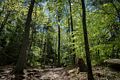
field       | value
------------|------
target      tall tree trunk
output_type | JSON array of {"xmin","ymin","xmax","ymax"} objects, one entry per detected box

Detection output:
[
  {"xmin": 68, "ymin": 17, "xmax": 70, "ymax": 32},
  {"xmin": 42, "ymin": 26, "xmax": 46, "ymax": 66},
  {"xmin": 68, "ymin": 0, "xmax": 76, "ymax": 64},
  {"xmin": 15, "ymin": 0, "xmax": 35, "ymax": 74},
  {"xmin": 81, "ymin": 0, "xmax": 94, "ymax": 80},
  {"xmin": 54, "ymin": 0, "xmax": 61, "ymax": 67},
  {"xmin": 27, "ymin": 24, "xmax": 35, "ymax": 65},
  {"xmin": 58, "ymin": 14, "xmax": 61, "ymax": 67}
]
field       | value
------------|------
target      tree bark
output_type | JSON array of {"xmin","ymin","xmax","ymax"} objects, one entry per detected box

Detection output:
[
  {"xmin": 58, "ymin": 14, "xmax": 61, "ymax": 67},
  {"xmin": 68, "ymin": 0, "xmax": 76, "ymax": 64},
  {"xmin": 15, "ymin": 0, "xmax": 35, "ymax": 74},
  {"xmin": 81, "ymin": 0, "xmax": 94, "ymax": 80},
  {"xmin": 27, "ymin": 24, "xmax": 35, "ymax": 65}
]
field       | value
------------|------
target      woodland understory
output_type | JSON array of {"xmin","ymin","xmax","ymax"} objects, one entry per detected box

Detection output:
[{"xmin": 0, "ymin": 0, "xmax": 120, "ymax": 80}]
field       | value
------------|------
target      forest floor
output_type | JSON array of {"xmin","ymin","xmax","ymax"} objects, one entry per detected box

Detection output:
[{"xmin": 0, "ymin": 65, "xmax": 120, "ymax": 80}]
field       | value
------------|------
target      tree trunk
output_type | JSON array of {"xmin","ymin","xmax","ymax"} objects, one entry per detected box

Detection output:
[
  {"xmin": 68, "ymin": 0, "xmax": 76, "ymax": 64},
  {"xmin": 58, "ymin": 14, "xmax": 61, "ymax": 67},
  {"xmin": 81, "ymin": 0, "xmax": 94, "ymax": 80},
  {"xmin": 27, "ymin": 24, "xmax": 35, "ymax": 65},
  {"xmin": 15, "ymin": 0, "xmax": 35, "ymax": 74},
  {"xmin": 68, "ymin": 17, "xmax": 70, "ymax": 32}
]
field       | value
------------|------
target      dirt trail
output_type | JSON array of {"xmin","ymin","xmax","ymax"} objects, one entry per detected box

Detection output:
[{"xmin": 0, "ymin": 65, "xmax": 120, "ymax": 80}]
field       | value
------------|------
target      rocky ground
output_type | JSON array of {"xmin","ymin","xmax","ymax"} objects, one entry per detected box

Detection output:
[{"xmin": 0, "ymin": 65, "xmax": 120, "ymax": 80}]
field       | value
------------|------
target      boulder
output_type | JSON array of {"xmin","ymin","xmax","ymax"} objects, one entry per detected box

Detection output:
[{"xmin": 104, "ymin": 59, "xmax": 120, "ymax": 71}]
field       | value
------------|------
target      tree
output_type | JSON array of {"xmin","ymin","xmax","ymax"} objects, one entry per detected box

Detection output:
[
  {"xmin": 56, "ymin": 0, "xmax": 63, "ymax": 67},
  {"xmin": 81, "ymin": 0, "xmax": 94, "ymax": 80},
  {"xmin": 91, "ymin": 0, "xmax": 120, "ymax": 22},
  {"xmin": 15, "ymin": 0, "xmax": 35, "ymax": 74},
  {"xmin": 57, "ymin": 10, "xmax": 61, "ymax": 67},
  {"xmin": 89, "ymin": 0, "xmax": 120, "ymax": 60},
  {"xmin": 68, "ymin": 0, "xmax": 76, "ymax": 65}
]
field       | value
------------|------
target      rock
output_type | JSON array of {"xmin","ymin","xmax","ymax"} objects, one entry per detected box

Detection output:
[
  {"xmin": 68, "ymin": 69, "xmax": 76, "ymax": 74},
  {"xmin": 104, "ymin": 59, "xmax": 120, "ymax": 71},
  {"xmin": 104, "ymin": 59, "xmax": 120, "ymax": 65}
]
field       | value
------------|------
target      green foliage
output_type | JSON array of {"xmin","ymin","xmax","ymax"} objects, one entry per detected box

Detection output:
[{"xmin": 0, "ymin": 0, "xmax": 120, "ymax": 67}]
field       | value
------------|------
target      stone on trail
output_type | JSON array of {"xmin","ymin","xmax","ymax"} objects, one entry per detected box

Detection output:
[{"xmin": 104, "ymin": 59, "xmax": 120, "ymax": 71}]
